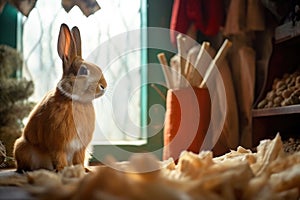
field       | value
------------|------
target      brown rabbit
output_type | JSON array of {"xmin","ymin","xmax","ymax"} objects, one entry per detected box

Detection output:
[{"xmin": 13, "ymin": 23, "xmax": 107, "ymax": 172}]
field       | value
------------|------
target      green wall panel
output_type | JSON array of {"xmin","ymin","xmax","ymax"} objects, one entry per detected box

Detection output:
[{"xmin": 0, "ymin": 3, "xmax": 18, "ymax": 48}]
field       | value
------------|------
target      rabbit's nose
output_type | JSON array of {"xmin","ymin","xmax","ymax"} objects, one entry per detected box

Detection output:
[
  {"xmin": 99, "ymin": 77, "xmax": 107, "ymax": 89},
  {"xmin": 95, "ymin": 83, "xmax": 105, "ymax": 98},
  {"xmin": 100, "ymin": 84, "xmax": 105, "ymax": 91}
]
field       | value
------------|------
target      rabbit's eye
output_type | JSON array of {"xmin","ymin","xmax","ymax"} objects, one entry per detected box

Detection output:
[{"xmin": 79, "ymin": 65, "xmax": 89, "ymax": 76}]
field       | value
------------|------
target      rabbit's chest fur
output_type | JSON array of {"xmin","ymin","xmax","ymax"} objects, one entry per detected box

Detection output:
[
  {"xmin": 25, "ymin": 90, "xmax": 95, "ymax": 151},
  {"xmin": 66, "ymin": 137, "xmax": 83, "ymax": 163}
]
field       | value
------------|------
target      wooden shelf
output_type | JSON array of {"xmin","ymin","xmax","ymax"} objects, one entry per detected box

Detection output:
[
  {"xmin": 253, "ymin": 36, "xmax": 300, "ymax": 108},
  {"xmin": 252, "ymin": 4, "xmax": 300, "ymax": 147},
  {"xmin": 253, "ymin": 105, "xmax": 300, "ymax": 117},
  {"xmin": 275, "ymin": 34, "xmax": 300, "ymax": 46},
  {"xmin": 275, "ymin": 22, "xmax": 300, "ymax": 44}
]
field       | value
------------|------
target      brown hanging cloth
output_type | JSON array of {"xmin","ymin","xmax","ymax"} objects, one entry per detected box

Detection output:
[
  {"xmin": 1, "ymin": 0, "xmax": 100, "ymax": 17},
  {"xmin": 61, "ymin": 0, "xmax": 101, "ymax": 17}
]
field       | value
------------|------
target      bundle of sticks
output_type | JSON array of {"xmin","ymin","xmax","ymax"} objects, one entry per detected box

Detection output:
[{"xmin": 157, "ymin": 34, "xmax": 232, "ymax": 90}]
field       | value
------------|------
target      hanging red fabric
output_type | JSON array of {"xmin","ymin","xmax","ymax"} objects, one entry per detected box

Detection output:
[{"xmin": 170, "ymin": 0, "xmax": 224, "ymax": 46}]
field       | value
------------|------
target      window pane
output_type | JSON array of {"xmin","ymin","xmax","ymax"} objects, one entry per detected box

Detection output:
[{"xmin": 23, "ymin": 0, "xmax": 146, "ymax": 144}]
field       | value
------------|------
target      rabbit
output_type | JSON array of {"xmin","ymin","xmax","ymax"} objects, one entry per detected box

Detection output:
[{"xmin": 13, "ymin": 23, "xmax": 107, "ymax": 172}]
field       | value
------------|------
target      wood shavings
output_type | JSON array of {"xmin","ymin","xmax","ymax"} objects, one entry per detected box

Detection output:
[{"xmin": 1, "ymin": 134, "xmax": 300, "ymax": 199}]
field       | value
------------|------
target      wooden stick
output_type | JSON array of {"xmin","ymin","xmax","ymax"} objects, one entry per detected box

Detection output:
[
  {"xmin": 199, "ymin": 39, "xmax": 232, "ymax": 88},
  {"xmin": 185, "ymin": 45, "xmax": 200, "ymax": 86},
  {"xmin": 170, "ymin": 55, "xmax": 181, "ymax": 89},
  {"xmin": 157, "ymin": 53, "xmax": 174, "ymax": 89},
  {"xmin": 151, "ymin": 84, "xmax": 166, "ymax": 101},
  {"xmin": 185, "ymin": 61, "xmax": 194, "ymax": 85},
  {"xmin": 195, "ymin": 42, "xmax": 211, "ymax": 72},
  {"xmin": 176, "ymin": 34, "xmax": 187, "ymax": 78},
  {"xmin": 189, "ymin": 42, "xmax": 211, "ymax": 87}
]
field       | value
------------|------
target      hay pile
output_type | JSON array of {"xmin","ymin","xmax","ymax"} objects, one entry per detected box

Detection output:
[{"xmin": 0, "ymin": 45, "xmax": 34, "ymax": 168}]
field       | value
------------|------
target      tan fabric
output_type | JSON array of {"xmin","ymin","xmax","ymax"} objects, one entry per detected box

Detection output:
[
  {"xmin": 224, "ymin": 0, "xmax": 266, "ymax": 36},
  {"xmin": 223, "ymin": 0, "xmax": 274, "ymax": 147},
  {"xmin": 205, "ymin": 46, "xmax": 239, "ymax": 155},
  {"xmin": 238, "ymin": 46, "xmax": 256, "ymax": 147},
  {"xmin": 227, "ymin": 35, "xmax": 256, "ymax": 148},
  {"xmin": 215, "ymin": 57, "xmax": 239, "ymax": 153},
  {"xmin": 223, "ymin": 0, "xmax": 246, "ymax": 36},
  {"xmin": 247, "ymin": 0, "xmax": 265, "ymax": 31}
]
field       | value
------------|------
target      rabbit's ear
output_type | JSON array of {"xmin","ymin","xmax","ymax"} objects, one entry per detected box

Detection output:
[
  {"xmin": 57, "ymin": 24, "xmax": 76, "ymax": 67},
  {"xmin": 71, "ymin": 26, "xmax": 82, "ymax": 57}
]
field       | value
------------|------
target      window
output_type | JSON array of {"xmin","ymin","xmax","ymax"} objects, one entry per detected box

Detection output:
[{"xmin": 23, "ymin": 0, "xmax": 147, "ymax": 145}]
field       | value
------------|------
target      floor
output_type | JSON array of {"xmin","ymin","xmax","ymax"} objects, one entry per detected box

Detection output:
[
  {"xmin": 0, "ymin": 169, "xmax": 33, "ymax": 200},
  {"xmin": 0, "ymin": 186, "xmax": 33, "ymax": 200}
]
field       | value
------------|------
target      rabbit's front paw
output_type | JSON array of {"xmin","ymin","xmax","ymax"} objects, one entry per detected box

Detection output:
[{"xmin": 54, "ymin": 152, "xmax": 68, "ymax": 171}]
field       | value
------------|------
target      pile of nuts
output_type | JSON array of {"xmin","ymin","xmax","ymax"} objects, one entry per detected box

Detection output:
[
  {"xmin": 283, "ymin": 138, "xmax": 300, "ymax": 154},
  {"xmin": 257, "ymin": 71, "xmax": 300, "ymax": 109}
]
